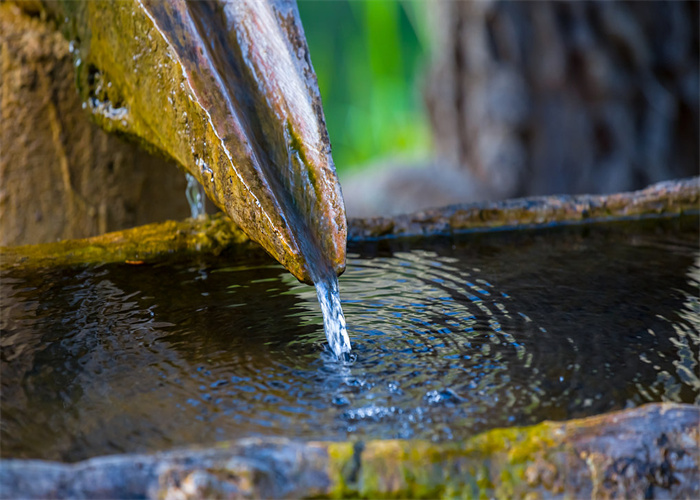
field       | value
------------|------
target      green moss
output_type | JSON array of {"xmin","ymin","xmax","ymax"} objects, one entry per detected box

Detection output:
[
  {"xmin": 329, "ymin": 422, "xmax": 567, "ymax": 499},
  {"xmin": 326, "ymin": 442, "xmax": 357, "ymax": 498},
  {"xmin": 1, "ymin": 214, "xmax": 259, "ymax": 271}
]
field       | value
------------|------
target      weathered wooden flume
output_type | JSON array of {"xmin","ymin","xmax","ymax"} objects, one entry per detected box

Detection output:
[{"xmin": 34, "ymin": 0, "xmax": 346, "ymax": 285}]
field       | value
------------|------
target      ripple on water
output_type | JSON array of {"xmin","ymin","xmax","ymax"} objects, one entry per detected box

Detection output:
[{"xmin": 1, "ymin": 217, "xmax": 698, "ymax": 461}]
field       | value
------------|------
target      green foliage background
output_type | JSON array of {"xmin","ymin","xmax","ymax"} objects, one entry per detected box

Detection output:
[{"xmin": 297, "ymin": 0, "xmax": 432, "ymax": 173}]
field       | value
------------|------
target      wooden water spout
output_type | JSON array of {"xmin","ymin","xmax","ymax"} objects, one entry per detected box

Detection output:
[{"xmin": 35, "ymin": 0, "xmax": 346, "ymax": 284}]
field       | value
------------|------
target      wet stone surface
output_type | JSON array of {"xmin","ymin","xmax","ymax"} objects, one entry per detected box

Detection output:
[{"xmin": 1, "ymin": 216, "xmax": 699, "ymax": 462}]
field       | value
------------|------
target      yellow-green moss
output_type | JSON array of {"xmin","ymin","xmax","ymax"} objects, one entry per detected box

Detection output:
[
  {"xmin": 1, "ymin": 213, "xmax": 259, "ymax": 271},
  {"xmin": 326, "ymin": 442, "xmax": 357, "ymax": 498},
  {"xmin": 317, "ymin": 421, "xmax": 570, "ymax": 499}
]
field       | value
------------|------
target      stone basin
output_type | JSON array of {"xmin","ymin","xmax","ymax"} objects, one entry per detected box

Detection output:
[{"xmin": 1, "ymin": 178, "xmax": 699, "ymax": 498}]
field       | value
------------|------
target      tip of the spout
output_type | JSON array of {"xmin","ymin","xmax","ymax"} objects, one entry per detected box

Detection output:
[{"xmin": 288, "ymin": 232, "xmax": 346, "ymax": 286}]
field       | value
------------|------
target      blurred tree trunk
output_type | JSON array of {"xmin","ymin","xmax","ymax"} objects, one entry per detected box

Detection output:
[{"xmin": 426, "ymin": 0, "xmax": 699, "ymax": 199}]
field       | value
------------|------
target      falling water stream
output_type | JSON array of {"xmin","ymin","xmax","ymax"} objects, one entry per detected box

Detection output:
[
  {"xmin": 185, "ymin": 176, "xmax": 350, "ymax": 358},
  {"xmin": 314, "ymin": 272, "xmax": 352, "ymax": 359}
]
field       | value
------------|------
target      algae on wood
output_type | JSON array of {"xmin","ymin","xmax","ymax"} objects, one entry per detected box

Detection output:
[
  {"xmin": 0, "ymin": 214, "xmax": 256, "ymax": 271},
  {"xmin": 30, "ymin": 0, "xmax": 346, "ymax": 283}
]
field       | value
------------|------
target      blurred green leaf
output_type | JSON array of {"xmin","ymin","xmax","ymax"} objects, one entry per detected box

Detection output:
[{"xmin": 297, "ymin": 0, "xmax": 431, "ymax": 173}]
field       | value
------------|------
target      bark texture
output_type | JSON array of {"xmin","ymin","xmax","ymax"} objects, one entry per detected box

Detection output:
[
  {"xmin": 0, "ymin": 4, "xmax": 192, "ymax": 246},
  {"xmin": 426, "ymin": 0, "xmax": 699, "ymax": 199}
]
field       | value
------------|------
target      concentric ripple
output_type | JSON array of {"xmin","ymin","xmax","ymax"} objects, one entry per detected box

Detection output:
[{"xmin": 1, "ymin": 216, "xmax": 698, "ymax": 462}]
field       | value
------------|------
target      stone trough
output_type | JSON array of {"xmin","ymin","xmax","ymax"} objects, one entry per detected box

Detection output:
[{"xmin": 1, "ymin": 178, "xmax": 699, "ymax": 499}]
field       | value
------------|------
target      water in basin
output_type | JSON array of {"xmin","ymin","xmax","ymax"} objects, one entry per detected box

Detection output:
[{"xmin": 1, "ymin": 216, "xmax": 698, "ymax": 462}]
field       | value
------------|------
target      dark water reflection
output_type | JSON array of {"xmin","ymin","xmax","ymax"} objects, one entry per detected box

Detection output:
[{"xmin": 1, "ymin": 216, "xmax": 698, "ymax": 462}]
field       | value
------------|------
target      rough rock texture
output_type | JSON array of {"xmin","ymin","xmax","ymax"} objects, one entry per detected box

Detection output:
[
  {"xmin": 2, "ymin": 177, "xmax": 697, "ymax": 271},
  {"xmin": 0, "ymin": 4, "xmax": 191, "ymax": 246},
  {"xmin": 0, "ymin": 403, "xmax": 697, "ymax": 499},
  {"xmin": 426, "ymin": 1, "xmax": 699, "ymax": 199}
]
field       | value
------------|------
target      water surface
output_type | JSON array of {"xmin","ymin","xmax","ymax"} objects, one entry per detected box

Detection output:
[{"xmin": 1, "ymin": 216, "xmax": 698, "ymax": 462}]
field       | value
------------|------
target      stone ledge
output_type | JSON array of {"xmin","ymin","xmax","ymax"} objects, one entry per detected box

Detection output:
[
  {"xmin": 0, "ymin": 403, "xmax": 697, "ymax": 499},
  {"xmin": 2, "ymin": 177, "xmax": 698, "ymax": 271},
  {"xmin": 348, "ymin": 177, "xmax": 700, "ymax": 240}
]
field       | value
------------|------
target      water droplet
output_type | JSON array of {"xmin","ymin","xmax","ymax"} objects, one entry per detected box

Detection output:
[
  {"xmin": 332, "ymin": 396, "xmax": 349, "ymax": 406},
  {"xmin": 185, "ymin": 173, "xmax": 205, "ymax": 218},
  {"xmin": 424, "ymin": 388, "xmax": 463, "ymax": 406}
]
